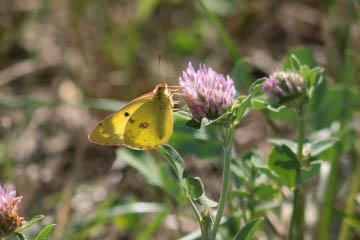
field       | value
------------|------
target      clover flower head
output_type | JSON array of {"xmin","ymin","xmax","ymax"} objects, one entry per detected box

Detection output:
[
  {"xmin": 263, "ymin": 70, "xmax": 306, "ymax": 106},
  {"xmin": 0, "ymin": 185, "xmax": 25, "ymax": 237},
  {"xmin": 179, "ymin": 62, "xmax": 237, "ymax": 121}
]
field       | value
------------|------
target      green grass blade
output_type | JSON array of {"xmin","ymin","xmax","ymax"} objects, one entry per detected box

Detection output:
[
  {"xmin": 135, "ymin": 210, "xmax": 168, "ymax": 240},
  {"xmin": 198, "ymin": 0, "xmax": 240, "ymax": 62},
  {"xmin": 35, "ymin": 224, "xmax": 57, "ymax": 240}
]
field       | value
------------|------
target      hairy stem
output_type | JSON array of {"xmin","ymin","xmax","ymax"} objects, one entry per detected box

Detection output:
[
  {"xmin": 289, "ymin": 112, "xmax": 305, "ymax": 240},
  {"xmin": 211, "ymin": 127, "xmax": 234, "ymax": 240}
]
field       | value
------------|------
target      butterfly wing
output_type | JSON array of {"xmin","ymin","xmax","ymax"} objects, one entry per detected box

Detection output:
[
  {"xmin": 88, "ymin": 93, "xmax": 153, "ymax": 145},
  {"xmin": 123, "ymin": 95, "xmax": 173, "ymax": 149}
]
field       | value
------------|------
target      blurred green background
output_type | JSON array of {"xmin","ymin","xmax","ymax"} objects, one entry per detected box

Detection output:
[{"xmin": 0, "ymin": 0, "xmax": 359, "ymax": 239}]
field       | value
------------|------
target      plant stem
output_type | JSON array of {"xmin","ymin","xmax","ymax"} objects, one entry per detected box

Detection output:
[
  {"xmin": 295, "ymin": 193, "xmax": 305, "ymax": 240},
  {"xmin": 338, "ymin": 158, "xmax": 360, "ymax": 240},
  {"xmin": 248, "ymin": 166, "xmax": 257, "ymax": 220},
  {"xmin": 186, "ymin": 195, "xmax": 205, "ymax": 238},
  {"xmin": 338, "ymin": 135, "xmax": 360, "ymax": 240},
  {"xmin": 289, "ymin": 112, "xmax": 305, "ymax": 240},
  {"xmin": 288, "ymin": 188, "xmax": 298, "ymax": 240},
  {"xmin": 211, "ymin": 127, "xmax": 234, "ymax": 240},
  {"xmin": 319, "ymin": 147, "xmax": 341, "ymax": 240}
]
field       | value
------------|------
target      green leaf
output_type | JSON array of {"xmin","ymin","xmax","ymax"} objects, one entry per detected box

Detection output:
[
  {"xmin": 249, "ymin": 153, "xmax": 266, "ymax": 169},
  {"xmin": 308, "ymin": 66, "xmax": 324, "ymax": 87},
  {"xmin": 265, "ymin": 106, "xmax": 296, "ymax": 124},
  {"xmin": 231, "ymin": 158, "xmax": 249, "ymax": 182},
  {"xmin": 305, "ymin": 66, "xmax": 324, "ymax": 99},
  {"xmin": 232, "ymin": 78, "xmax": 265, "ymax": 126},
  {"xmin": 299, "ymin": 161, "xmax": 321, "ymax": 184},
  {"xmin": 250, "ymin": 98, "xmax": 267, "ymax": 110},
  {"xmin": 157, "ymin": 145, "xmax": 187, "ymax": 186},
  {"xmin": 15, "ymin": 232, "xmax": 27, "ymax": 240},
  {"xmin": 184, "ymin": 177, "xmax": 217, "ymax": 207},
  {"xmin": 35, "ymin": 224, "xmax": 56, "ymax": 240},
  {"xmin": 234, "ymin": 218, "xmax": 263, "ymax": 240},
  {"xmin": 251, "ymin": 154, "xmax": 280, "ymax": 182},
  {"xmin": 234, "ymin": 95, "xmax": 247, "ymax": 103},
  {"xmin": 231, "ymin": 152, "xmax": 264, "ymax": 182},
  {"xmin": 282, "ymin": 49, "xmax": 324, "ymax": 103},
  {"xmin": 270, "ymin": 138, "xmax": 338, "ymax": 158},
  {"xmin": 185, "ymin": 119, "xmax": 202, "ymax": 129},
  {"xmin": 254, "ymin": 184, "xmax": 279, "ymax": 200},
  {"xmin": 202, "ymin": 112, "xmax": 234, "ymax": 127},
  {"xmin": 174, "ymin": 111, "xmax": 193, "ymax": 120},
  {"xmin": 266, "ymin": 104, "xmax": 286, "ymax": 113},
  {"xmin": 116, "ymin": 149, "xmax": 163, "ymax": 187},
  {"xmin": 157, "ymin": 145, "xmax": 217, "ymax": 207},
  {"xmin": 309, "ymin": 138, "xmax": 338, "ymax": 156},
  {"xmin": 16, "ymin": 215, "xmax": 45, "ymax": 232},
  {"xmin": 268, "ymin": 139, "xmax": 298, "ymax": 155},
  {"xmin": 268, "ymin": 146, "xmax": 301, "ymax": 189},
  {"xmin": 195, "ymin": 194, "xmax": 218, "ymax": 208},
  {"xmin": 282, "ymin": 47, "xmax": 317, "ymax": 70},
  {"xmin": 185, "ymin": 177, "xmax": 204, "ymax": 200},
  {"xmin": 231, "ymin": 96, "xmax": 249, "ymax": 123},
  {"xmin": 299, "ymin": 64, "xmax": 310, "ymax": 81}
]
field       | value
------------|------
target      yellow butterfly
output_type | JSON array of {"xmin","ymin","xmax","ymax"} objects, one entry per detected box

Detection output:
[{"xmin": 88, "ymin": 83, "xmax": 177, "ymax": 150}]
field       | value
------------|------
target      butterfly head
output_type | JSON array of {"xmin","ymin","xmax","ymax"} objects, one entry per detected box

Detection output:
[
  {"xmin": 154, "ymin": 82, "xmax": 171, "ymax": 97},
  {"xmin": 153, "ymin": 83, "xmax": 175, "ymax": 110}
]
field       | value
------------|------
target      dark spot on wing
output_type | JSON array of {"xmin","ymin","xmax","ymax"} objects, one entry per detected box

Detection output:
[
  {"xmin": 124, "ymin": 112, "xmax": 130, "ymax": 117},
  {"xmin": 129, "ymin": 118, "xmax": 135, "ymax": 124},
  {"xmin": 139, "ymin": 122, "xmax": 149, "ymax": 129}
]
